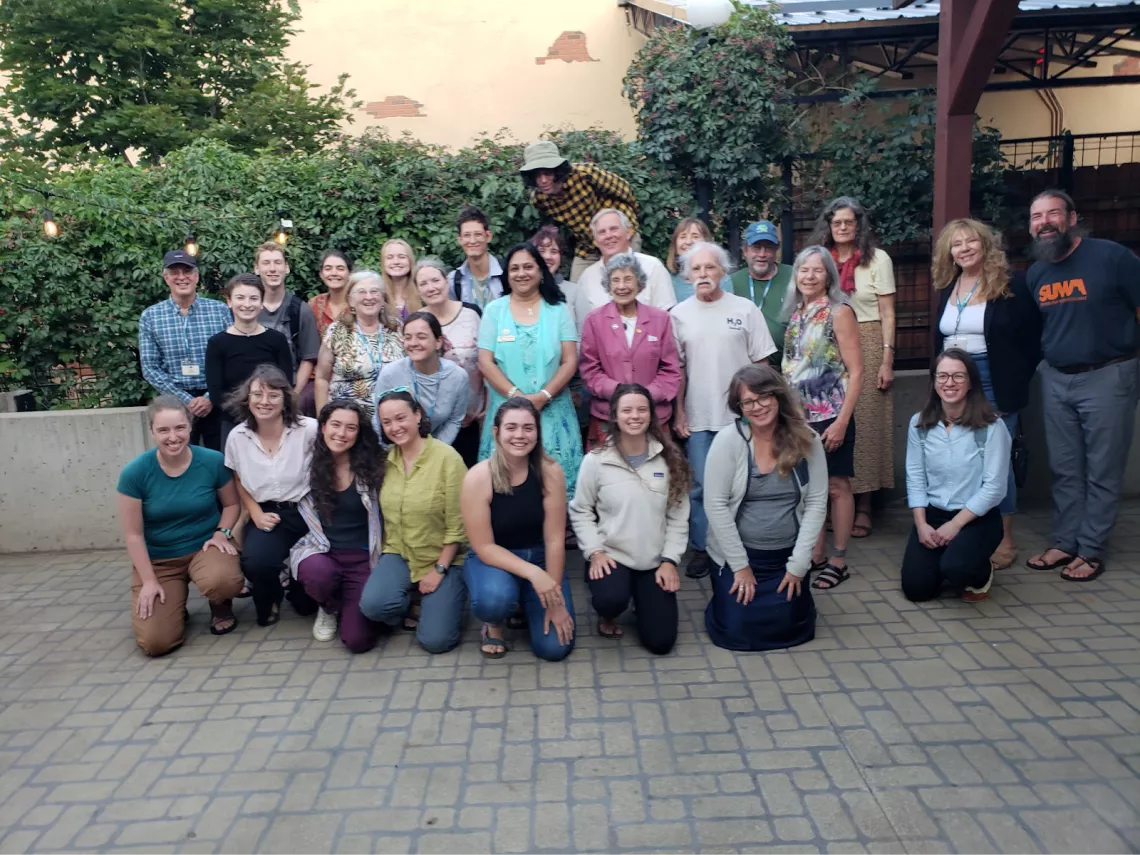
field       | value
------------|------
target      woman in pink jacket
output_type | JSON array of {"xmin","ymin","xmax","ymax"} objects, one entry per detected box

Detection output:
[{"xmin": 579, "ymin": 253, "xmax": 682, "ymax": 449}]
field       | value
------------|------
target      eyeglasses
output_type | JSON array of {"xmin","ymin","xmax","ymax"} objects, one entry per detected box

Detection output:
[
  {"xmin": 250, "ymin": 391, "xmax": 284, "ymax": 402},
  {"xmin": 934, "ymin": 372, "xmax": 969, "ymax": 384},
  {"xmin": 739, "ymin": 394, "xmax": 774, "ymax": 410}
]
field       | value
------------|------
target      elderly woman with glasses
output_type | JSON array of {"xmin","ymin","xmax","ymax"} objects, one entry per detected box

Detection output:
[{"xmin": 579, "ymin": 252, "xmax": 682, "ymax": 449}]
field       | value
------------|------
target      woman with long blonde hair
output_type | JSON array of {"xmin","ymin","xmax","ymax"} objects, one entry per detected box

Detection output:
[
  {"xmin": 314, "ymin": 270, "xmax": 404, "ymax": 415},
  {"xmin": 931, "ymin": 218, "xmax": 1041, "ymax": 570},
  {"xmin": 380, "ymin": 238, "xmax": 421, "ymax": 322}
]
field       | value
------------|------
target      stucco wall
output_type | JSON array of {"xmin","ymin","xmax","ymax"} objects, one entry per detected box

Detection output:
[{"xmin": 289, "ymin": 0, "xmax": 645, "ymax": 149}]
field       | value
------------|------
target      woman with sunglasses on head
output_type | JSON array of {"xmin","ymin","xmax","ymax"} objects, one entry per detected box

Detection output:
[
  {"xmin": 703, "ymin": 364, "xmax": 828, "ymax": 651},
  {"xmin": 903, "ymin": 349, "xmax": 1010, "ymax": 603},
  {"xmin": 291, "ymin": 399, "xmax": 386, "ymax": 651},
  {"xmin": 374, "ymin": 311, "xmax": 469, "ymax": 446},
  {"xmin": 569, "ymin": 384, "xmax": 689, "ymax": 654},
  {"xmin": 359, "ymin": 390, "xmax": 468, "ymax": 653},
  {"xmin": 223, "ymin": 364, "xmax": 319, "ymax": 627},
  {"xmin": 461, "ymin": 398, "xmax": 575, "ymax": 661}
]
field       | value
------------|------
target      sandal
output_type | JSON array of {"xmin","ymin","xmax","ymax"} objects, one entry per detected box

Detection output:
[
  {"xmin": 235, "ymin": 584, "xmax": 252, "ymax": 599},
  {"xmin": 506, "ymin": 609, "xmax": 527, "ymax": 631},
  {"xmin": 851, "ymin": 512, "xmax": 873, "ymax": 539},
  {"xmin": 210, "ymin": 605, "xmax": 237, "ymax": 636},
  {"xmin": 811, "ymin": 563, "xmax": 851, "ymax": 590},
  {"xmin": 402, "ymin": 599, "xmax": 422, "ymax": 632},
  {"xmin": 480, "ymin": 624, "xmax": 508, "ymax": 659},
  {"xmin": 990, "ymin": 542, "xmax": 1018, "ymax": 571},
  {"xmin": 1060, "ymin": 556, "xmax": 1106, "ymax": 583},
  {"xmin": 1026, "ymin": 550, "xmax": 1073, "ymax": 571},
  {"xmin": 257, "ymin": 602, "xmax": 280, "ymax": 627},
  {"xmin": 597, "ymin": 619, "xmax": 624, "ymax": 639}
]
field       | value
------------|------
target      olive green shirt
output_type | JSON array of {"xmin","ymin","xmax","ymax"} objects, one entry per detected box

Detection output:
[{"xmin": 730, "ymin": 264, "xmax": 793, "ymax": 362}]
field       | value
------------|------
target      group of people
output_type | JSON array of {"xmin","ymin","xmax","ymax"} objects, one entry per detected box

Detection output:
[{"xmin": 125, "ymin": 139, "xmax": 1140, "ymax": 658}]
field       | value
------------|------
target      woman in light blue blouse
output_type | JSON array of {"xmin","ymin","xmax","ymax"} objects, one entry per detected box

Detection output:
[
  {"xmin": 477, "ymin": 242, "xmax": 583, "ymax": 500},
  {"xmin": 903, "ymin": 348, "xmax": 1011, "ymax": 603}
]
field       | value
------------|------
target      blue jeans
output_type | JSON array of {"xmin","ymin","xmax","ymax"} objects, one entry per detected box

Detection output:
[
  {"xmin": 973, "ymin": 353, "xmax": 1018, "ymax": 516},
  {"xmin": 462, "ymin": 545, "xmax": 575, "ymax": 662},
  {"xmin": 358, "ymin": 553, "xmax": 467, "ymax": 654},
  {"xmin": 686, "ymin": 430, "xmax": 717, "ymax": 551}
]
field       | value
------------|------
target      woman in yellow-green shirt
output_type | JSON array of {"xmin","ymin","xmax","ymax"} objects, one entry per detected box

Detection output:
[{"xmin": 359, "ymin": 389, "xmax": 468, "ymax": 653}]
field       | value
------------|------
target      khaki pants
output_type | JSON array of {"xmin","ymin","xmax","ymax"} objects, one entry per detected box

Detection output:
[{"xmin": 131, "ymin": 549, "xmax": 243, "ymax": 656}]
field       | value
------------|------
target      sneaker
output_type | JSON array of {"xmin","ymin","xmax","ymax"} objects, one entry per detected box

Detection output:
[
  {"xmin": 963, "ymin": 567, "xmax": 994, "ymax": 603},
  {"xmin": 312, "ymin": 607, "xmax": 338, "ymax": 642},
  {"xmin": 685, "ymin": 549, "xmax": 711, "ymax": 580}
]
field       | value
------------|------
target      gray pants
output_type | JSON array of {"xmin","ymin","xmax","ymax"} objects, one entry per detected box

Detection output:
[{"xmin": 1041, "ymin": 358, "xmax": 1140, "ymax": 558}]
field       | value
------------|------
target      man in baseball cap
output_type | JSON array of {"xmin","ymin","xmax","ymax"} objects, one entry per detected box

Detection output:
[
  {"xmin": 520, "ymin": 141, "xmax": 641, "ymax": 283},
  {"xmin": 729, "ymin": 220, "xmax": 793, "ymax": 362},
  {"xmin": 137, "ymin": 249, "xmax": 231, "ymax": 449}
]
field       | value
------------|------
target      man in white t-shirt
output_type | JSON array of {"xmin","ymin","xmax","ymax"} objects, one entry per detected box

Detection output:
[
  {"xmin": 573, "ymin": 209, "xmax": 676, "ymax": 329},
  {"xmin": 671, "ymin": 242, "xmax": 776, "ymax": 579}
]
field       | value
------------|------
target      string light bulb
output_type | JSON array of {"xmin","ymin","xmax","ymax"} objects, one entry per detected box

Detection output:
[
  {"xmin": 42, "ymin": 210, "xmax": 59, "ymax": 238},
  {"xmin": 275, "ymin": 214, "xmax": 293, "ymax": 246},
  {"xmin": 184, "ymin": 234, "xmax": 198, "ymax": 256}
]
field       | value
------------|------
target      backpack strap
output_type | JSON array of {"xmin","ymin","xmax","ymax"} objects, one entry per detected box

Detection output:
[{"xmin": 285, "ymin": 294, "xmax": 302, "ymax": 364}]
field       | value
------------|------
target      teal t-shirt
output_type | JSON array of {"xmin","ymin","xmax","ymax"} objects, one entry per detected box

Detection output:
[
  {"xmin": 730, "ymin": 264, "xmax": 793, "ymax": 360},
  {"xmin": 116, "ymin": 447, "xmax": 232, "ymax": 559}
]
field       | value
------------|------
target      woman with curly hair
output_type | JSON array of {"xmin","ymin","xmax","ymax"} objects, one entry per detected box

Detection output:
[
  {"xmin": 569, "ymin": 383, "xmax": 690, "ymax": 654},
  {"xmin": 665, "ymin": 217, "xmax": 713, "ymax": 303},
  {"xmin": 702, "ymin": 364, "xmax": 828, "ymax": 651},
  {"xmin": 932, "ymin": 218, "xmax": 1041, "ymax": 570},
  {"xmin": 809, "ymin": 197, "xmax": 896, "ymax": 538},
  {"xmin": 224, "ymin": 364, "xmax": 318, "ymax": 627},
  {"xmin": 290, "ymin": 400, "xmax": 387, "ymax": 651},
  {"xmin": 315, "ymin": 270, "xmax": 405, "ymax": 416}
]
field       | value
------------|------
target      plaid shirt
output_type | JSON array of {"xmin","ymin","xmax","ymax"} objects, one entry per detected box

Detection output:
[
  {"xmin": 531, "ymin": 163, "xmax": 640, "ymax": 258},
  {"xmin": 138, "ymin": 296, "xmax": 232, "ymax": 402}
]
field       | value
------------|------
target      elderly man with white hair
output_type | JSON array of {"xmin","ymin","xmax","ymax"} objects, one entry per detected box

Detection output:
[
  {"xmin": 672, "ymin": 242, "xmax": 776, "ymax": 579},
  {"xmin": 573, "ymin": 209, "xmax": 677, "ymax": 330}
]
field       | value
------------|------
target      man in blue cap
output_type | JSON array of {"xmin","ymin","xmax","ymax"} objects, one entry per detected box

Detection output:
[{"xmin": 730, "ymin": 220, "xmax": 793, "ymax": 363}]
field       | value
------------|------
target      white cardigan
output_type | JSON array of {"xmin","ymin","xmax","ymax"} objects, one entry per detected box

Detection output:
[{"xmin": 704, "ymin": 419, "xmax": 829, "ymax": 578}]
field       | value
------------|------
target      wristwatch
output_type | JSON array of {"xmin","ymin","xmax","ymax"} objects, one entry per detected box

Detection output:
[
  {"xmin": 215, "ymin": 526, "xmax": 233, "ymax": 539},
  {"xmin": 434, "ymin": 562, "xmax": 449, "ymax": 576}
]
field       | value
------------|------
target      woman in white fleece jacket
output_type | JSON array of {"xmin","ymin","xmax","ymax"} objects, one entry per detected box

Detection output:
[
  {"xmin": 703, "ymin": 364, "xmax": 828, "ymax": 651},
  {"xmin": 569, "ymin": 383, "xmax": 690, "ymax": 654}
]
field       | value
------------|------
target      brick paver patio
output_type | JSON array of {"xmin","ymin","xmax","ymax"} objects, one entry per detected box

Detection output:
[{"xmin": 0, "ymin": 504, "xmax": 1137, "ymax": 854}]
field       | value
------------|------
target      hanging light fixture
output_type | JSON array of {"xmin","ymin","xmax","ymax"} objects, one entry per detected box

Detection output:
[
  {"xmin": 42, "ymin": 210, "xmax": 59, "ymax": 238},
  {"xmin": 184, "ymin": 233, "xmax": 199, "ymax": 256},
  {"xmin": 274, "ymin": 213, "xmax": 293, "ymax": 246}
]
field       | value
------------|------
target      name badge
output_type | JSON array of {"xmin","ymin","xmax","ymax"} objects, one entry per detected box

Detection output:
[
  {"xmin": 653, "ymin": 472, "xmax": 665, "ymax": 478},
  {"xmin": 647, "ymin": 335, "xmax": 658, "ymax": 342},
  {"xmin": 497, "ymin": 334, "xmax": 515, "ymax": 343},
  {"xmin": 943, "ymin": 336, "xmax": 969, "ymax": 352},
  {"xmin": 180, "ymin": 361, "xmax": 201, "ymax": 377}
]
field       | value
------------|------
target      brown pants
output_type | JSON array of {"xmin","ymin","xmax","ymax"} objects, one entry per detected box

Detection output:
[{"xmin": 131, "ymin": 549, "xmax": 243, "ymax": 656}]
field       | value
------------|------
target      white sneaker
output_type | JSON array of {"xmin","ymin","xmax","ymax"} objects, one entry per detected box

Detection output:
[{"xmin": 312, "ymin": 607, "xmax": 338, "ymax": 642}]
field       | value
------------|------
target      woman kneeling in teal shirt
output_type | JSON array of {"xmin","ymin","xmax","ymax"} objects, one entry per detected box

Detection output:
[{"xmin": 117, "ymin": 397, "xmax": 244, "ymax": 655}]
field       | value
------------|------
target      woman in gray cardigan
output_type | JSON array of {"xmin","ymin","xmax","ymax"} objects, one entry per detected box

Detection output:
[{"xmin": 703, "ymin": 364, "xmax": 829, "ymax": 650}]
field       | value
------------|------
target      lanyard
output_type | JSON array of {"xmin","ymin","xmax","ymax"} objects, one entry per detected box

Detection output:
[
  {"xmin": 356, "ymin": 325, "xmax": 382, "ymax": 379},
  {"xmin": 748, "ymin": 277, "xmax": 774, "ymax": 311},
  {"xmin": 952, "ymin": 277, "xmax": 981, "ymax": 337}
]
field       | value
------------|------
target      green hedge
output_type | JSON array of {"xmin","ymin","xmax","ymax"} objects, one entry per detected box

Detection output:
[{"xmin": 0, "ymin": 130, "xmax": 698, "ymax": 407}]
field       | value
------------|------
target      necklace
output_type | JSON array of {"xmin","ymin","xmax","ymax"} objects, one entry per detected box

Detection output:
[{"xmin": 512, "ymin": 294, "xmax": 541, "ymax": 317}]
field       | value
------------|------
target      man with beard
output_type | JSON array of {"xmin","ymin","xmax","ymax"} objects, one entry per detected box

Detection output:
[
  {"xmin": 729, "ymin": 220, "xmax": 793, "ymax": 363},
  {"xmin": 1025, "ymin": 190, "xmax": 1140, "ymax": 582}
]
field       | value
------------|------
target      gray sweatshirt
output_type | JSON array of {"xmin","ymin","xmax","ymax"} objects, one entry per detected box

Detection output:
[{"xmin": 373, "ymin": 357, "xmax": 470, "ymax": 445}]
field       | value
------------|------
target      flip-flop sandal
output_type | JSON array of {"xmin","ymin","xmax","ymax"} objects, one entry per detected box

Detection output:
[
  {"xmin": 597, "ymin": 619, "xmax": 624, "ymax": 639},
  {"xmin": 811, "ymin": 563, "xmax": 851, "ymax": 590},
  {"xmin": 480, "ymin": 624, "xmax": 508, "ymax": 659},
  {"xmin": 1060, "ymin": 556, "xmax": 1106, "ymax": 583},
  {"xmin": 210, "ymin": 608, "xmax": 237, "ymax": 636},
  {"xmin": 1026, "ymin": 551, "xmax": 1073, "ymax": 571}
]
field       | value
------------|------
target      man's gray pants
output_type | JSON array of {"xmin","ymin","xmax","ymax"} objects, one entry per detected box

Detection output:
[{"xmin": 1041, "ymin": 358, "xmax": 1140, "ymax": 559}]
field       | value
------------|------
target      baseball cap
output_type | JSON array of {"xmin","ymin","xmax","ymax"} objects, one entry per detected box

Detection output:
[
  {"xmin": 163, "ymin": 250, "xmax": 197, "ymax": 269},
  {"xmin": 744, "ymin": 220, "xmax": 780, "ymax": 246}
]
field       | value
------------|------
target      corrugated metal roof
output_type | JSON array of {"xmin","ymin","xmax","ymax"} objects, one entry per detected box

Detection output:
[{"xmin": 633, "ymin": 0, "xmax": 1140, "ymax": 28}]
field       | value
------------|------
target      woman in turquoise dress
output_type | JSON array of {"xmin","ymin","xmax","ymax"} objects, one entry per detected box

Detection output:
[{"xmin": 477, "ymin": 242, "xmax": 582, "ymax": 501}]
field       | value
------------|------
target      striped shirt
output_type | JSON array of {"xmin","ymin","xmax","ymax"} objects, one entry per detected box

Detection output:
[
  {"xmin": 531, "ymin": 164, "xmax": 640, "ymax": 258},
  {"xmin": 139, "ymin": 296, "xmax": 232, "ymax": 402}
]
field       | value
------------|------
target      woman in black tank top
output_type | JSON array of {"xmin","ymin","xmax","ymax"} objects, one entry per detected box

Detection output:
[{"xmin": 460, "ymin": 398, "xmax": 576, "ymax": 661}]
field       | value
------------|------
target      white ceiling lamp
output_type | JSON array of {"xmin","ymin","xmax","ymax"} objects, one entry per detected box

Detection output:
[{"xmin": 685, "ymin": 0, "xmax": 735, "ymax": 29}]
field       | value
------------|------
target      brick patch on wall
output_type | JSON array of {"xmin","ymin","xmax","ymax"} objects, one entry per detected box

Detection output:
[
  {"xmin": 363, "ymin": 96, "xmax": 425, "ymax": 119},
  {"xmin": 536, "ymin": 31, "xmax": 599, "ymax": 65},
  {"xmin": 1113, "ymin": 56, "xmax": 1140, "ymax": 76}
]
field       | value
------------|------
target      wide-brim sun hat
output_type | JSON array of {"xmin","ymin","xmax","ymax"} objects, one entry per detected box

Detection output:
[{"xmin": 520, "ymin": 141, "xmax": 569, "ymax": 173}]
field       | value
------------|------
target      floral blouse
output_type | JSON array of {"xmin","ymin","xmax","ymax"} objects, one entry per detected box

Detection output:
[
  {"xmin": 782, "ymin": 299, "xmax": 848, "ymax": 424},
  {"xmin": 441, "ymin": 305, "xmax": 485, "ymax": 420},
  {"xmin": 324, "ymin": 321, "xmax": 405, "ymax": 416}
]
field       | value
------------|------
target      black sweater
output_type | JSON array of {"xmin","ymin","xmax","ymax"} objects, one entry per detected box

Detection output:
[
  {"xmin": 933, "ymin": 270, "xmax": 1042, "ymax": 413},
  {"xmin": 205, "ymin": 328, "xmax": 294, "ymax": 408}
]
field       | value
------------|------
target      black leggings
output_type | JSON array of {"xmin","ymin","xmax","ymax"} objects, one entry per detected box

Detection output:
[
  {"xmin": 901, "ymin": 506, "xmax": 1002, "ymax": 602},
  {"xmin": 241, "ymin": 503, "xmax": 318, "ymax": 624},
  {"xmin": 587, "ymin": 562, "xmax": 678, "ymax": 655}
]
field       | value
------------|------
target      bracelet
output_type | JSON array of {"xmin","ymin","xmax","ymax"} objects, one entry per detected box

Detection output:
[
  {"xmin": 539, "ymin": 388, "xmax": 552, "ymax": 401},
  {"xmin": 883, "ymin": 344, "xmax": 894, "ymax": 350},
  {"xmin": 507, "ymin": 386, "xmax": 519, "ymax": 398},
  {"xmin": 215, "ymin": 526, "xmax": 232, "ymax": 539}
]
